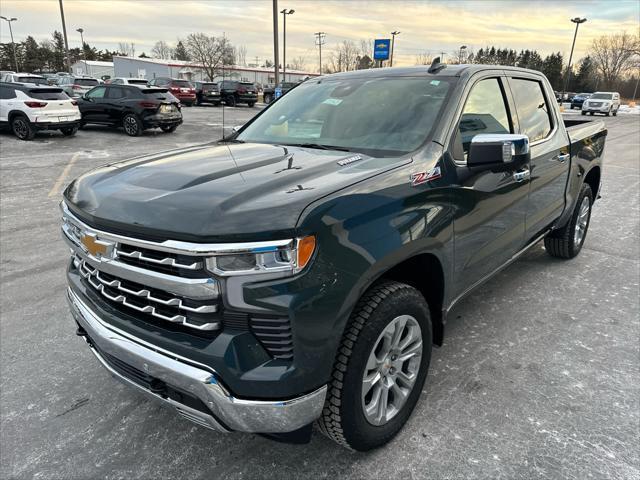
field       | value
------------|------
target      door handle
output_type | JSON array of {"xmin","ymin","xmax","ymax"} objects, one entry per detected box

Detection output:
[
  {"xmin": 513, "ymin": 169, "xmax": 530, "ymax": 182},
  {"xmin": 554, "ymin": 153, "xmax": 570, "ymax": 163}
]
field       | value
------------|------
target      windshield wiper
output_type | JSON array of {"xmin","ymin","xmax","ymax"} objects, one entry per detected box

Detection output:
[{"xmin": 283, "ymin": 143, "xmax": 351, "ymax": 152}]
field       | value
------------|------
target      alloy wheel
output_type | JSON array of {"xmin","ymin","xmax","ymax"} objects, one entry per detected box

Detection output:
[
  {"xmin": 13, "ymin": 119, "xmax": 28, "ymax": 139},
  {"xmin": 124, "ymin": 116, "xmax": 138, "ymax": 135},
  {"xmin": 574, "ymin": 196, "xmax": 590, "ymax": 246}
]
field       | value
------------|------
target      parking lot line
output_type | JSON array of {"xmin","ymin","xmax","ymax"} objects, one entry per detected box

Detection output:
[{"xmin": 48, "ymin": 152, "xmax": 81, "ymax": 198}]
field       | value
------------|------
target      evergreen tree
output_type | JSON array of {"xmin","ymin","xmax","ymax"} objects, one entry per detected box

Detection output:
[
  {"xmin": 574, "ymin": 56, "xmax": 596, "ymax": 92},
  {"xmin": 21, "ymin": 36, "xmax": 41, "ymax": 72},
  {"xmin": 174, "ymin": 40, "xmax": 190, "ymax": 61},
  {"xmin": 542, "ymin": 52, "xmax": 563, "ymax": 90},
  {"xmin": 51, "ymin": 31, "xmax": 65, "ymax": 72}
]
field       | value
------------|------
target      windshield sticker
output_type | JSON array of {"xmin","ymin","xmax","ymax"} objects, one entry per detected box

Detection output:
[
  {"xmin": 430, "ymin": 80, "xmax": 440, "ymax": 86},
  {"xmin": 323, "ymin": 98, "xmax": 343, "ymax": 106},
  {"xmin": 337, "ymin": 155, "xmax": 363, "ymax": 166}
]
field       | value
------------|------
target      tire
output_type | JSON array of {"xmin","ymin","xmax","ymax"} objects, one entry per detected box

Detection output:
[
  {"xmin": 581, "ymin": 111, "xmax": 586, "ymax": 115},
  {"xmin": 122, "ymin": 113, "xmax": 142, "ymax": 137},
  {"xmin": 214, "ymin": 102, "xmax": 221, "ymax": 107},
  {"xmin": 60, "ymin": 126, "xmax": 78, "ymax": 136},
  {"xmin": 226, "ymin": 95, "xmax": 236, "ymax": 107},
  {"xmin": 264, "ymin": 94, "xmax": 272, "ymax": 104},
  {"xmin": 613, "ymin": 108, "xmax": 618, "ymax": 116},
  {"xmin": 544, "ymin": 183, "xmax": 593, "ymax": 259},
  {"xmin": 11, "ymin": 114, "xmax": 36, "ymax": 140},
  {"xmin": 160, "ymin": 124, "xmax": 178, "ymax": 133},
  {"xmin": 248, "ymin": 102, "xmax": 255, "ymax": 108},
  {"xmin": 606, "ymin": 107, "xmax": 611, "ymax": 117},
  {"xmin": 317, "ymin": 281, "xmax": 432, "ymax": 451}
]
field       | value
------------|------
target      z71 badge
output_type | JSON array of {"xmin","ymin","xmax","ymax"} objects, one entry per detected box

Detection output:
[{"xmin": 410, "ymin": 166, "xmax": 442, "ymax": 186}]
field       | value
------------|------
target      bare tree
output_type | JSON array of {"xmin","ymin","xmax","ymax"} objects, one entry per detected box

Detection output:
[
  {"xmin": 415, "ymin": 52, "xmax": 433, "ymax": 65},
  {"xmin": 236, "ymin": 45, "xmax": 247, "ymax": 66},
  {"xmin": 590, "ymin": 32, "xmax": 640, "ymax": 87},
  {"xmin": 329, "ymin": 40, "xmax": 359, "ymax": 73},
  {"xmin": 186, "ymin": 33, "xmax": 234, "ymax": 81},
  {"xmin": 118, "ymin": 42, "xmax": 135, "ymax": 57},
  {"xmin": 151, "ymin": 41, "xmax": 173, "ymax": 59},
  {"xmin": 289, "ymin": 55, "xmax": 307, "ymax": 71}
]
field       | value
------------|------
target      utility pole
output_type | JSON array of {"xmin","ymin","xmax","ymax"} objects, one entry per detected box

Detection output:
[
  {"xmin": 280, "ymin": 9, "xmax": 294, "ymax": 82},
  {"xmin": 76, "ymin": 28, "xmax": 86, "ymax": 75},
  {"xmin": 58, "ymin": 0, "xmax": 71, "ymax": 73},
  {"xmin": 562, "ymin": 17, "xmax": 587, "ymax": 97},
  {"xmin": 0, "ymin": 16, "xmax": 19, "ymax": 72},
  {"xmin": 272, "ymin": 0, "xmax": 279, "ymax": 85},
  {"xmin": 390, "ymin": 31, "xmax": 400, "ymax": 67},
  {"xmin": 440, "ymin": 51, "xmax": 446, "ymax": 63},
  {"xmin": 459, "ymin": 45, "xmax": 467, "ymax": 64},
  {"xmin": 315, "ymin": 32, "xmax": 326, "ymax": 74}
]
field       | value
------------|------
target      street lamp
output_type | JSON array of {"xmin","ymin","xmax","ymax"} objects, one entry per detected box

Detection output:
[
  {"xmin": 459, "ymin": 45, "xmax": 467, "ymax": 64},
  {"xmin": 0, "ymin": 16, "xmax": 19, "ymax": 72},
  {"xmin": 390, "ymin": 31, "xmax": 400, "ymax": 67},
  {"xmin": 76, "ymin": 28, "xmax": 86, "ymax": 75},
  {"xmin": 563, "ymin": 17, "xmax": 587, "ymax": 98},
  {"xmin": 280, "ymin": 8, "xmax": 294, "ymax": 82}
]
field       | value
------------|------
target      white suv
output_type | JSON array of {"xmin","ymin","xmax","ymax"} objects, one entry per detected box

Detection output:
[
  {"xmin": 0, "ymin": 82, "xmax": 81, "ymax": 140},
  {"xmin": 582, "ymin": 91, "xmax": 620, "ymax": 116},
  {"xmin": 108, "ymin": 77, "xmax": 149, "ymax": 87},
  {"xmin": 1, "ymin": 72, "xmax": 48, "ymax": 85}
]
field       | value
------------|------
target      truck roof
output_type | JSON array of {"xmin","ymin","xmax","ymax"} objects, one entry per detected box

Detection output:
[{"xmin": 315, "ymin": 64, "xmax": 546, "ymax": 80}]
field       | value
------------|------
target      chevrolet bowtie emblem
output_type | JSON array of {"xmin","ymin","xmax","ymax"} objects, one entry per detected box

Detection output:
[{"xmin": 80, "ymin": 233, "xmax": 113, "ymax": 258}]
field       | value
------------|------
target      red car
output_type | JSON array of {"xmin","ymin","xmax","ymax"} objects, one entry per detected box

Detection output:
[{"xmin": 147, "ymin": 77, "xmax": 196, "ymax": 106}]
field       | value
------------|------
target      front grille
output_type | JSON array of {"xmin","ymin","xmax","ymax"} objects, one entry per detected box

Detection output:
[
  {"xmin": 250, "ymin": 317, "xmax": 293, "ymax": 360},
  {"xmin": 115, "ymin": 243, "xmax": 205, "ymax": 278},
  {"xmin": 589, "ymin": 102, "xmax": 602, "ymax": 107},
  {"xmin": 75, "ymin": 255, "xmax": 220, "ymax": 331}
]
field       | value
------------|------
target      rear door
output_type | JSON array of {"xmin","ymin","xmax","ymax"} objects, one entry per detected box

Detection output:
[
  {"xmin": 505, "ymin": 74, "xmax": 569, "ymax": 241},
  {"xmin": 449, "ymin": 73, "xmax": 530, "ymax": 297},
  {"xmin": 105, "ymin": 86, "xmax": 130, "ymax": 123}
]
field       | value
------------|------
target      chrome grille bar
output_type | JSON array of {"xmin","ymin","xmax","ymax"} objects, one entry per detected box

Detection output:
[{"xmin": 115, "ymin": 248, "xmax": 203, "ymax": 271}]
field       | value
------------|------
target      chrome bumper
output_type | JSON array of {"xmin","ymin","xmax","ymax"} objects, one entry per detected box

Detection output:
[{"xmin": 67, "ymin": 287, "xmax": 326, "ymax": 433}]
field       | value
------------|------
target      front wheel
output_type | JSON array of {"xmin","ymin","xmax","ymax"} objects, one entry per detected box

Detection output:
[
  {"xmin": 317, "ymin": 281, "xmax": 432, "ymax": 451},
  {"xmin": 544, "ymin": 183, "xmax": 593, "ymax": 259},
  {"xmin": 160, "ymin": 124, "xmax": 178, "ymax": 133},
  {"xmin": 613, "ymin": 108, "xmax": 618, "ymax": 116},
  {"xmin": 122, "ymin": 113, "xmax": 142, "ymax": 136},
  {"xmin": 60, "ymin": 125, "xmax": 78, "ymax": 136},
  {"xmin": 581, "ymin": 111, "xmax": 586, "ymax": 115}
]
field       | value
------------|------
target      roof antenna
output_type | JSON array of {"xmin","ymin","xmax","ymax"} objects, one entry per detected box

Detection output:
[{"xmin": 428, "ymin": 57, "xmax": 446, "ymax": 74}]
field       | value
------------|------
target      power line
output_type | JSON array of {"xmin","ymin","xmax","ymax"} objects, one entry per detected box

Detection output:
[{"xmin": 314, "ymin": 31, "xmax": 326, "ymax": 74}]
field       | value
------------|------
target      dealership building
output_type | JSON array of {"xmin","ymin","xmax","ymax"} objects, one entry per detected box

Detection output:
[
  {"xmin": 70, "ymin": 60, "xmax": 114, "ymax": 79},
  {"xmin": 112, "ymin": 56, "xmax": 318, "ymax": 85}
]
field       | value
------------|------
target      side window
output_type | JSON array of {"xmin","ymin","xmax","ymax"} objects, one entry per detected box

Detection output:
[
  {"xmin": 455, "ymin": 78, "xmax": 511, "ymax": 158},
  {"xmin": 509, "ymin": 78, "xmax": 552, "ymax": 142},
  {"xmin": 86, "ymin": 86, "xmax": 106, "ymax": 99},
  {"xmin": 107, "ymin": 87, "xmax": 126, "ymax": 99},
  {"xmin": 0, "ymin": 86, "xmax": 17, "ymax": 99}
]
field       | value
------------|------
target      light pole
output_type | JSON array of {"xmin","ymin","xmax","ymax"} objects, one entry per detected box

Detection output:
[
  {"xmin": 76, "ymin": 28, "xmax": 86, "ymax": 75},
  {"xmin": 563, "ymin": 17, "xmax": 587, "ymax": 98},
  {"xmin": 272, "ymin": 0, "xmax": 279, "ymax": 86},
  {"xmin": 58, "ymin": 0, "xmax": 71, "ymax": 73},
  {"xmin": 280, "ymin": 8, "xmax": 294, "ymax": 82},
  {"xmin": 0, "ymin": 16, "xmax": 19, "ymax": 72},
  {"xmin": 315, "ymin": 32, "xmax": 325, "ymax": 74},
  {"xmin": 390, "ymin": 31, "xmax": 400, "ymax": 67},
  {"xmin": 459, "ymin": 45, "xmax": 467, "ymax": 64}
]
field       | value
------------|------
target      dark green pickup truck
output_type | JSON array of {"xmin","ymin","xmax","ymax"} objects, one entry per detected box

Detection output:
[{"xmin": 62, "ymin": 62, "xmax": 606, "ymax": 451}]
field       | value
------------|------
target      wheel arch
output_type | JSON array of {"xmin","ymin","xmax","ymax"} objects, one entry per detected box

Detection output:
[
  {"xmin": 584, "ymin": 165, "xmax": 601, "ymax": 201},
  {"xmin": 8, "ymin": 110, "xmax": 29, "ymax": 124}
]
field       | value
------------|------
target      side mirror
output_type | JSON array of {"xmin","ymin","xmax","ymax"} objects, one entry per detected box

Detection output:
[
  {"xmin": 468, "ymin": 134, "xmax": 530, "ymax": 168},
  {"xmin": 232, "ymin": 125, "xmax": 242, "ymax": 133}
]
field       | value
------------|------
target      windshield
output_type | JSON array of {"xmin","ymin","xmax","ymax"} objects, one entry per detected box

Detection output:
[
  {"xmin": 17, "ymin": 76, "xmax": 47, "ymax": 85},
  {"xmin": 75, "ymin": 78, "xmax": 99, "ymax": 86},
  {"xmin": 237, "ymin": 76, "xmax": 453, "ymax": 156},
  {"xmin": 591, "ymin": 93, "xmax": 613, "ymax": 100}
]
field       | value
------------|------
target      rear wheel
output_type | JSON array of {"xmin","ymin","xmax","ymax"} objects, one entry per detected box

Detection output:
[
  {"xmin": 581, "ymin": 111, "xmax": 586, "ymax": 115},
  {"xmin": 11, "ymin": 114, "xmax": 36, "ymax": 140},
  {"xmin": 122, "ymin": 113, "xmax": 142, "ymax": 136},
  {"xmin": 160, "ymin": 124, "xmax": 178, "ymax": 133},
  {"xmin": 60, "ymin": 125, "xmax": 78, "ymax": 136},
  {"xmin": 317, "ymin": 281, "xmax": 432, "ymax": 451},
  {"xmin": 226, "ymin": 95, "xmax": 236, "ymax": 107},
  {"xmin": 544, "ymin": 183, "xmax": 593, "ymax": 259},
  {"xmin": 264, "ymin": 93, "xmax": 272, "ymax": 104},
  {"xmin": 248, "ymin": 102, "xmax": 255, "ymax": 108}
]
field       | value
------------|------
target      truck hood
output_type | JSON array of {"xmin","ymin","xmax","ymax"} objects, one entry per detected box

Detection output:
[{"xmin": 64, "ymin": 142, "xmax": 409, "ymax": 241}]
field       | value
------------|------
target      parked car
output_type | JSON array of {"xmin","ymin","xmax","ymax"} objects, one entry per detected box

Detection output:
[
  {"xmin": 42, "ymin": 73, "xmax": 60, "ymax": 85},
  {"xmin": 193, "ymin": 81, "xmax": 221, "ymax": 106},
  {"xmin": 1, "ymin": 72, "xmax": 48, "ymax": 85},
  {"xmin": 219, "ymin": 80, "xmax": 257, "ymax": 107},
  {"xmin": 570, "ymin": 92, "xmax": 592, "ymax": 109},
  {"xmin": 581, "ymin": 91, "xmax": 621, "ymax": 116},
  {"xmin": 62, "ymin": 64, "xmax": 607, "ymax": 450},
  {"xmin": 147, "ymin": 77, "xmax": 196, "ymax": 106},
  {"xmin": 263, "ymin": 81, "xmax": 299, "ymax": 103},
  {"xmin": 109, "ymin": 77, "xmax": 149, "ymax": 87},
  {"xmin": 0, "ymin": 82, "xmax": 80, "ymax": 140},
  {"xmin": 76, "ymin": 84, "xmax": 182, "ymax": 136},
  {"xmin": 58, "ymin": 76, "xmax": 101, "ymax": 98}
]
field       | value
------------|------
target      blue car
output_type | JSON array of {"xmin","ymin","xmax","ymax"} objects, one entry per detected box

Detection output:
[{"xmin": 571, "ymin": 92, "xmax": 592, "ymax": 109}]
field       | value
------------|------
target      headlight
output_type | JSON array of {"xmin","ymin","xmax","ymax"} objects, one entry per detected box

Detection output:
[{"xmin": 206, "ymin": 235, "xmax": 316, "ymax": 276}]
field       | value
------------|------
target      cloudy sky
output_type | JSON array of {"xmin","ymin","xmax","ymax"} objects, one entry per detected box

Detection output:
[{"xmin": 1, "ymin": 0, "xmax": 638, "ymax": 71}]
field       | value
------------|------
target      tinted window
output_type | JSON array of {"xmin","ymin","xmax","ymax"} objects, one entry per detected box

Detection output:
[
  {"xmin": 27, "ymin": 89, "xmax": 68, "ymax": 100},
  {"xmin": 238, "ymin": 77, "xmax": 453, "ymax": 156},
  {"xmin": 75, "ymin": 78, "xmax": 99, "ymax": 86},
  {"xmin": 86, "ymin": 86, "xmax": 106, "ymax": 99},
  {"xmin": 457, "ymin": 78, "xmax": 511, "ymax": 154},
  {"xmin": 0, "ymin": 86, "xmax": 16, "ymax": 99},
  {"xmin": 17, "ymin": 76, "xmax": 48, "ymax": 85},
  {"xmin": 591, "ymin": 93, "xmax": 613, "ymax": 100},
  {"xmin": 107, "ymin": 87, "xmax": 128, "ymax": 99},
  {"xmin": 141, "ymin": 89, "xmax": 173, "ymax": 100},
  {"xmin": 172, "ymin": 80, "xmax": 192, "ymax": 87},
  {"xmin": 128, "ymin": 79, "xmax": 147, "ymax": 85},
  {"xmin": 509, "ymin": 78, "xmax": 552, "ymax": 142}
]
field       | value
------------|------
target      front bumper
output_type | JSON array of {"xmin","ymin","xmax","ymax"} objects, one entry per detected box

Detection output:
[
  {"xmin": 582, "ymin": 104, "xmax": 611, "ymax": 113},
  {"xmin": 67, "ymin": 287, "xmax": 327, "ymax": 433}
]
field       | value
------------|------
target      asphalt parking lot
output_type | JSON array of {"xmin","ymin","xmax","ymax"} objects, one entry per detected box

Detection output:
[{"xmin": 1, "ymin": 106, "xmax": 638, "ymax": 479}]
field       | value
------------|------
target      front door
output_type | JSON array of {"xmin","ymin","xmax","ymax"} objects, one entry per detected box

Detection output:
[
  {"xmin": 81, "ymin": 86, "xmax": 109, "ymax": 123},
  {"xmin": 449, "ymin": 75, "xmax": 530, "ymax": 298}
]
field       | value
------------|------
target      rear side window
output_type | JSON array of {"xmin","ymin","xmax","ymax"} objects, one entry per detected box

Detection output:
[
  {"xmin": 107, "ymin": 87, "xmax": 128, "ymax": 99},
  {"xmin": 509, "ymin": 78, "xmax": 552, "ymax": 142},
  {"xmin": 75, "ymin": 78, "xmax": 99, "ymax": 86},
  {"xmin": 86, "ymin": 86, "xmax": 106, "ymax": 99},
  {"xmin": 455, "ymin": 78, "xmax": 512, "ymax": 156},
  {"xmin": 0, "ymin": 86, "xmax": 16, "ymax": 99},
  {"xmin": 27, "ymin": 89, "xmax": 68, "ymax": 100}
]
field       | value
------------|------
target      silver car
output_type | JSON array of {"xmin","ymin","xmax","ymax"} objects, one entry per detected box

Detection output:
[{"xmin": 57, "ymin": 75, "xmax": 100, "ymax": 98}]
